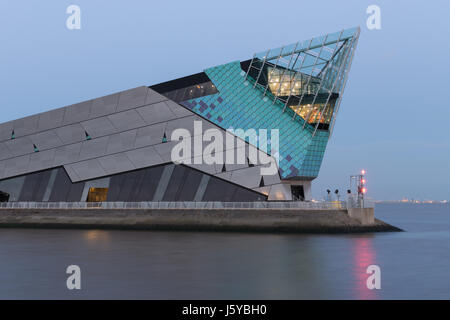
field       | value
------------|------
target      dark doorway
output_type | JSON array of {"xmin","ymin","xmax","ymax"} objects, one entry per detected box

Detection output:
[
  {"xmin": 0, "ymin": 191, "xmax": 10, "ymax": 202},
  {"xmin": 291, "ymin": 185, "xmax": 305, "ymax": 201}
]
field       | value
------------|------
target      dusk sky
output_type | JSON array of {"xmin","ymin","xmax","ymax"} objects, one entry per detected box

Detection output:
[{"xmin": 1, "ymin": 1, "xmax": 449, "ymax": 200}]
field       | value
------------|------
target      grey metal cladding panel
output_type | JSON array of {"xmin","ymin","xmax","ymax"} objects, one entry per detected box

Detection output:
[
  {"xmin": 90, "ymin": 93, "xmax": 119, "ymax": 118},
  {"xmin": 134, "ymin": 122, "xmax": 166, "ymax": 149},
  {"xmin": 107, "ymin": 109, "xmax": 146, "ymax": 132},
  {"xmin": 13, "ymin": 115, "xmax": 40, "ymax": 138},
  {"xmin": 68, "ymin": 159, "xmax": 107, "ymax": 181},
  {"xmin": 185, "ymin": 162, "xmax": 218, "ymax": 176},
  {"xmin": 260, "ymin": 169, "xmax": 281, "ymax": 186},
  {"xmin": 81, "ymin": 116, "xmax": 117, "ymax": 138},
  {"xmin": 201, "ymin": 176, "xmax": 237, "ymax": 202},
  {"xmin": 229, "ymin": 166, "xmax": 263, "ymax": 189},
  {"xmin": 54, "ymin": 123, "xmax": 86, "ymax": 144},
  {"xmin": 18, "ymin": 170, "xmax": 51, "ymax": 202},
  {"xmin": 4, "ymin": 136, "xmax": 34, "ymax": 157},
  {"xmin": 117, "ymin": 86, "xmax": 148, "ymax": 112},
  {"xmin": 28, "ymin": 148, "xmax": 56, "ymax": 172},
  {"xmin": 165, "ymin": 116, "xmax": 198, "ymax": 138},
  {"xmin": 30, "ymin": 130, "xmax": 63, "ymax": 150},
  {"xmin": 0, "ymin": 121, "xmax": 14, "ymax": 141},
  {"xmin": 136, "ymin": 102, "xmax": 177, "ymax": 125},
  {"xmin": 0, "ymin": 142, "xmax": 13, "ymax": 161},
  {"xmin": 0, "ymin": 160, "xmax": 5, "ymax": 179},
  {"xmin": 62, "ymin": 100, "xmax": 92, "ymax": 126},
  {"xmin": 125, "ymin": 146, "xmax": 164, "ymax": 169},
  {"xmin": 3, "ymin": 154, "xmax": 30, "ymax": 177},
  {"xmin": 37, "ymin": 108, "xmax": 65, "ymax": 132},
  {"xmin": 145, "ymin": 88, "xmax": 167, "ymax": 105},
  {"xmin": 97, "ymin": 153, "xmax": 136, "ymax": 175},
  {"xmin": 164, "ymin": 100, "xmax": 194, "ymax": 118},
  {"xmin": 78, "ymin": 136, "xmax": 109, "ymax": 161},
  {"xmin": 105, "ymin": 129, "xmax": 137, "ymax": 154},
  {"xmin": 53, "ymin": 143, "xmax": 82, "ymax": 166},
  {"xmin": 153, "ymin": 141, "xmax": 179, "ymax": 162},
  {"xmin": 63, "ymin": 164, "xmax": 81, "ymax": 182}
]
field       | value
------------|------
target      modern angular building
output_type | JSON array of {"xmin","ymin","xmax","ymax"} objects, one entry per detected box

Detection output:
[{"xmin": 0, "ymin": 28, "xmax": 359, "ymax": 202}]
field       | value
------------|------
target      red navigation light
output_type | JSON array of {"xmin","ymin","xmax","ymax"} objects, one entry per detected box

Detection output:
[
  {"xmin": 362, "ymin": 179, "xmax": 366, "ymax": 184},
  {"xmin": 361, "ymin": 170, "xmax": 366, "ymax": 175},
  {"xmin": 362, "ymin": 187, "xmax": 367, "ymax": 194}
]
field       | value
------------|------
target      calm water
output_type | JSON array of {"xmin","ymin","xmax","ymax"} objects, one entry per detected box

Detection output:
[{"xmin": 0, "ymin": 203, "xmax": 449, "ymax": 299}]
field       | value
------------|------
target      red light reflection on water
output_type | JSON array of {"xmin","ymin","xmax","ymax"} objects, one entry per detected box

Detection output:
[{"xmin": 352, "ymin": 237, "xmax": 379, "ymax": 300}]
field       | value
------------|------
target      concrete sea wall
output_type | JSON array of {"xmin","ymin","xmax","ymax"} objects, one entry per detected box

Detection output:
[{"xmin": 0, "ymin": 208, "xmax": 401, "ymax": 234}]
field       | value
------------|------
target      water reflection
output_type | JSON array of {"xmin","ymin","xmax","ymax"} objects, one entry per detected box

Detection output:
[
  {"xmin": 351, "ymin": 236, "xmax": 378, "ymax": 300},
  {"xmin": 82, "ymin": 230, "xmax": 111, "ymax": 245}
]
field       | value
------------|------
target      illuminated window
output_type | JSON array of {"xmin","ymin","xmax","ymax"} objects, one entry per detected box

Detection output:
[{"xmin": 87, "ymin": 188, "xmax": 108, "ymax": 202}]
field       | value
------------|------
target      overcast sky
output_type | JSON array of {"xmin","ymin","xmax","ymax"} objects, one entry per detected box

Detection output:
[{"xmin": 1, "ymin": 0, "xmax": 449, "ymax": 200}]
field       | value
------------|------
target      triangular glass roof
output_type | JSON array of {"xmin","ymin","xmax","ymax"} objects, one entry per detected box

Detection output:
[{"xmin": 245, "ymin": 27, "xmax": 360, "ymax": 135}]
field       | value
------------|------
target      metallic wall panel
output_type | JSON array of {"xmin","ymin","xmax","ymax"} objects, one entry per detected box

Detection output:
[
  {"xmin": 164, "ymin": 100, "xmax": 193, "ymax": 118},
  {"xmin": 90, "ymin": 93, "xmax": 119, "ymax": 118},
  {"xmin": 0, "ymin": 84, "xmax": 276, "ymax": 201},
  {"xmin": 107, "ymin": 109, "xmax": 146, "ymax": 132},
  {"xmin": 105, "ymin": 130, "xmax": 137, "ymax": 154},
  {"xmin": 78, "ymin": 136, "xmax": 109, "ymax": 162},
  {"xmin": 68, "ymin": 159, "xmax": 107, "ymax": 181},
  {"xmin": 117, "ymin": 86, "xmax": 148, "ymax": 112},
  {"xmin": 37, "ymin": 109, "xmax": 65, "ymax": 132},
  {"xmin": 3, "ymin": 154, "xmax": 30, "ymax": 178},
  {"xmin": 145, "ymin": 88, "xmax": 167, "ymax": 105},
  {"xmin": 18, "ymin": 170, "xmax": 52, "ymax": 201},
  {"xmin": 48, "ymin": 168, "xmax": 84, "ymax": 202},
  {"xmin": 62, "ymin": 101, "xmax": 92, "ymax": 126},
  {"xmin": 125, "ymin": 145, "xmax": 164, "ymax": 169},
  {"xmin": 53, "ymin": 143, "xmax": 82, "ymax": 167},
  {"xmin": 134, "ymin": 166, "xmax": 165, "ymax": 201},
  {"xmin": 29, "ymin": 148, "xmax": 56, "ymax": 173},
  {"xmin": 173, "ymin": 166, "xmax": 203, "ymax": 201},
  {"xmin": 42, "ymin": 168, "xmax": 59, "ymax": 202},
  {"xmin": 136, "ymin": 102, "xmax": 177, "ymax": 125},
  {"xmin": 134, "ymin": 122, "xmax": 166, "ymax": 149},
  {"xmin": 54, "ymin": 123, "xmax": 86, "ymax": 145},
  {"xmin": 97, "ymin": 153, "xmax": 136, "ymax": 176},
  {"xmin": 152, "ymin": 164, "xmax": 175, "ymax": 201},
  {"xmin": 4, "ymin": 136, "xmax": 34, "ymax": 157},
  {"xmin": 228, "ymin": 166, "xmax": 263, "ymax": 189},
  {"xmin": 0, "ymin": 142, "xmax": 13, "ymax": 161},
  {"xmin": 0, "ymin": 121, "xmax": 14, "ymax": 141},
  {"xmin": 202, "ymin": 176, "xmax": 237, "ymax": 202},
  {"xmin": 161, "ymin": 165, "xmax": 188, "ymax": 201},
  {"xmin": 81, "ymin": 116, "xmax": 117, "ymax": 138},
  {"xmin": 30, "ymin": 130, "xmax": 63, "ymax": 150},
  {"xmin": 194, "ymin": 175, "xmax": 210, "ymax": 201},
  {"xmin": 13, "ymin": 115, "xmax": 39, "ymax": 138}
]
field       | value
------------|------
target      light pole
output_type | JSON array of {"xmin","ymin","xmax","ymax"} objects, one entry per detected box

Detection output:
[{"xmin": 350, "ymin": 170, "xmax": 367, "ymax": 208}]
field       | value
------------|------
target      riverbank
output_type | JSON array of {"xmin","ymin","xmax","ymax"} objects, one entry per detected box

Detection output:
[{"xmin": 0, "ymin": 208, "xmax": 402, "ymax": 234}]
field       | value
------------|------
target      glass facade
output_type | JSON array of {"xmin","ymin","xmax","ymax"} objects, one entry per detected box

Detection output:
[
  {"xmin": 180, "ymin": 27, "xmax": 359, "ymax": 179},
  {"xmin": 163, "ymin": 81, "xmax": 218, "ymax": 103}
]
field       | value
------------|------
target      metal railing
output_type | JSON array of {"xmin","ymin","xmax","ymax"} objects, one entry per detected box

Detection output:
[{"xmin": 0, "ymin": 201, "xmax": 347, "ymax": 210}]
